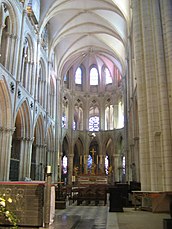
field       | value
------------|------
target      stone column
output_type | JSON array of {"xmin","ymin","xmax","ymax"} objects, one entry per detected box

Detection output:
[
  {"xmin": 19, "ymin": 137, "xmax": 33, "ymax": 180},
  {"xmin": 58, "ymin": 152, "xmax": 63, "ymax": 182},
  {"xmin": 100, "ymin": 96, "xmax": 105, "ymax": 130},
  {"xmin": 68, "ymin": 154, "xmax": 74, "ymax": 185},
  {"xmin": 16, "ymin": 9, "xmax": 28, "ymax": 82},
  {"xmin": 84, "ymin": 155, "xmax": 88, "ymax": 174},
  {"xmin": 159, "ymin": 0, "xmax": 172, "ymax": 191},
  {"xmin": 7, "ymin": 34, "xmax": 17, "ymax": 74},
  {"xmin": 0, "ymin": 21, "xmax": 5, "ymax": 48},
  {"xmin": 132, "ymin": 0, "xmax": 150, "ymax": 190},
  {"xmin": 35, "ymin": 145, "xmax": 46, "ymax": 180},
  {"xmin": 79, "ymin": 155, "xmax": 82, "ymax": 174},
  {"xmin": 34, "ymin": 39, "xmax": 40, "ymax": 100},
  {"xmin": 0, "ymin": 128, "xmax": 14, "ymax": 180},
  {"xmin": 29, "ymin": 61, "xmax": 34, "ymax": 95}
]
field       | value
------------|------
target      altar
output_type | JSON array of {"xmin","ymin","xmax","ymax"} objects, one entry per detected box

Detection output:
[{"xmin": 77, "ymin": 175, "xmax": 108, "ymax": 185}]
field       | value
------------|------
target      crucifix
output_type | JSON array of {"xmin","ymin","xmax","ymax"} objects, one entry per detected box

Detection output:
[
  {"xmin": 90, "ymin": 148, "xmax": 96, "ymax": 164},
  {"xmin": 90, "ymin": 148, "xmax": 96, "ymax": 175}
]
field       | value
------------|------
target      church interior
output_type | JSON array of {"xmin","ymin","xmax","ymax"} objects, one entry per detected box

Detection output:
[{"xmin": 0, "ymin": 0, "xmax": 172, "ymax": 228}]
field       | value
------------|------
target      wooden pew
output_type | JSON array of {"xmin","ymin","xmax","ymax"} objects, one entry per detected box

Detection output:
[{"xmin": 74, "ymin": 185, "xmax": 107, "ymax": 206}]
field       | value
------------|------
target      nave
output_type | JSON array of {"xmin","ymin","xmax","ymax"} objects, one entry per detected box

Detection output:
[{"xmin": 48, "ymin": 201, "xmax": 170, "ymax": 229}]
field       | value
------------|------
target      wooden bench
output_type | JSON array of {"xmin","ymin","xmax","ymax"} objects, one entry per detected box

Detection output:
[{"xmin": 73, "ymin": 185, "xmax": 107, "ymax": 206}]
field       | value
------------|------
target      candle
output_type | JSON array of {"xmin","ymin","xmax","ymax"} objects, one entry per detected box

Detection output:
[
  {"xmin": 47, "ymin": 165, "xmax": 51, "ymax": 174},
  {"xmin": 80, "ymin": 155, "xmax": 82, "ymax": 164},
  {"xmin": 72, "ymin": 175, "xmax": 75, "ymax": 182}
]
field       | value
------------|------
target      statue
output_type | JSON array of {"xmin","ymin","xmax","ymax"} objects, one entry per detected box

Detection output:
[
  {"xmin": 91, "ymin": 162, "xmax": 96, "ymax": 175},
  {"xmin": 73, "ymin": 166, "xmax": 79, "ymax": 176},
  {"xmin": 108, "ymin": 165, "xmax": 113, "ymax": 174}
]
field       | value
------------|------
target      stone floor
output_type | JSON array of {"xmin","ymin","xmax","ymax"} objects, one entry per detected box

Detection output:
[
  {"xmin": 47, "ymin": 200, "xmax": 171, "ymax": 229},
  {"xmin": 0, "ymin": 201, "xmax": 171, "ymax": 229}
]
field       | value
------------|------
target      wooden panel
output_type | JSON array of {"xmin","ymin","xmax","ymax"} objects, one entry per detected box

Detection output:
[{"xmin": 0, "ymin": 182, "xmax": 44, "ymax": 227}]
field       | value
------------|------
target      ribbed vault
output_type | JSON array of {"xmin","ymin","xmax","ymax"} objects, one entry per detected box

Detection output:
[{"xmin": 39, "ymin": 0, "xmax": 130, "ymax": 77}]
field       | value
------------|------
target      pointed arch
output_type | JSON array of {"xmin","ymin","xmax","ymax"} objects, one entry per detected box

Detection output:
[
  {"xmin": 34, "ymin": 114, "xmax": 45, "ymax": 145},
  {"xmin": 15, "ymin": 99, "xmax": 32, "ymax": 138},
  {"xmin": 20, "ymin": 35, "xmax": 34, "ymax": 93},
  {"xmin": 0, "ymin": 79, "xmax": 13, "ymax": 181},
  {"xmin": 10, "ymin": 100, "xmax": 32, "ymax": 181},
  {"xmin": 0, "ymin": 2, "xmax": 19, "ymax": 73},
  {"xmin": 90, "ymin": 65, "xmax": 99, "ymax": 86},
  {"xmin": 0, "ymin": 80, "xmax": 12, "ymax": 128}
]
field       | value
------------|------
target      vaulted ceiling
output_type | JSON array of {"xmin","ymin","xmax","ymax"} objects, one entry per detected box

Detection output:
[{"xmin": 39, "ymin": 0, "xmax": 130, "ymax": 77}]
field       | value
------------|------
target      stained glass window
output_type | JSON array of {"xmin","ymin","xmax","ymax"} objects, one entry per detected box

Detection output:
[
  {"xmin": 87, "ymin": 155, "xmax": 92, "ymax": 169},
  {"xmin": 62, "ymin": 156, "xmax": 67, "ymax": 174},
  {"xmin": 62, "ymin": 114, "xmax": 66, "ymax": 128},
  {"xmin": 122, "ymin": 156, "xmax": 125, "ymax": 174},
  {"xmin": 105, "ymin": 155, "xmax": 109, "ymax": 174},
  {"xmin": 89, "ymin": 116, "xmax": 99, "ymax": 131}
]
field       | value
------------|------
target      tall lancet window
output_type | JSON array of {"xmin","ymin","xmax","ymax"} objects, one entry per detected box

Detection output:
[
  {"xmin": 75, "ymin": 67, "xmax": 82, "ymax": 84},
  {"xmin": 117, "ymin": 101, "xmax": 124, "ymax": 129},
  {"xmin": 62, "ymin": 156, "xmax": 68, "ymax": 175},
  {"xmin": 105, "ymin": 67, "xmax": 112, "ymax": 84},
  {"xmin": 105, "ymin": 155, "xmax": 109, "ymax": 175},
  {"xmin": 90, "ymin": 67, "xmax": 99, "ymax": 85}
]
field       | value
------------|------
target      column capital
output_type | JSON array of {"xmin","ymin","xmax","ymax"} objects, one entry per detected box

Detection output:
[{"xmin": 0, "ymin": 127, "xmax": 15, "ymax": 134}]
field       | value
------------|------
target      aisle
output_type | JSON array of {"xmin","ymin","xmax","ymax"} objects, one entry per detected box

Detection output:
[{"xmin": 54, "ymin": 204, "xmax": 108, "ymax": 229}]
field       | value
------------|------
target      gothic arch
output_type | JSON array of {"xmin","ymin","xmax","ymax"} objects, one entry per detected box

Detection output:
[
  {"xmin": 10, "ymin": 100, "xmax": 32, "ymax": 181},
  {"xmin": 34, "ymin": 114, "xmax": 45, "ymax": 145},
  {"xmin": 14, "ymin": 99, "xmax": 32, "ymax": 138},
  {"xmin": 62, "ymin": 135, "xmax": 70, "ymax": 155},
  {"xmin": 0, "ymin": 79, "xmax": 13, "ymax": 181},
  {"xmin": 2, "ymin": 0, "xmax": 19, "ymax": 33},
  {"xmin": 73, "ymin": 138, "xmax": 83, "ymax": 173},
  {"xmin": 20, "ymin": 34, "xmax": 34, "ymax": 94},
  {"xmin": 74, "ymin": 137, "xmax": 84, "ymax": 156},
  {"xmin": 0, "ymin": 80, "xmax": 12, "ymax": 128},
  {"xmin": 105, "ymin": 138, "xmax": 114, "ymax": 156},
  {"xmin": 1, "ymin": 2, "xmax": 19, "ymax": 70}
]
